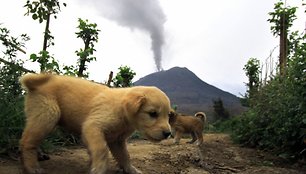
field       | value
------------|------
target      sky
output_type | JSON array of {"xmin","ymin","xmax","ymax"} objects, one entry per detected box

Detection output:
[{"xmin": 0, "ymin": 0, "xmax": 305, "ymax": 96}]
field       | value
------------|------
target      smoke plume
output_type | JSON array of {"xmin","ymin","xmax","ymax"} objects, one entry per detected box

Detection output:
[{"xmin": 89, "ymin": 0, "xmax": 166, "ymax": 71}]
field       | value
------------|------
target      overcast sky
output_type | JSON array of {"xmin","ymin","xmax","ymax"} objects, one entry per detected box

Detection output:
[{"xmin": 1, "ymin": 0, "xmax": 305, "ymax": 96}]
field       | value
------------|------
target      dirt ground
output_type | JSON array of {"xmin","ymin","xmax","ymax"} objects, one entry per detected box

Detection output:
[{"xmin": 0, "ymin": 133, "xmax": 305, "ymax": 174}]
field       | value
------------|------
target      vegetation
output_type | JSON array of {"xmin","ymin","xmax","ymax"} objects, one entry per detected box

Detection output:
[
  {"xmin": 64, "ymin": 18, "xmax": 100, "ymax": 77},
  {"xmin": 215, "ymin": 1, "xmax": 306, "ymax": 160},
  {"xmin": 75, "ymin": 18, "xmax": 100, "ymax": 77},
  {"xmin": 0, "ymin": 26, "xmax": 27, "ymax": 154},
  {"xmin": 268, "ymin": 1, "xmax": 297, "ymax": 76},
  {"xmin": 25, "ymin": 0, "xmax": 66, "ymax": 72},
  {"xmin": 212, "ymin": 98, "xmax": 230, "ymax": 120},
  {"xmin": 241, "ymin": 58, "xmax": 261, "ymax": 107},
  {"xmin": 113, "ymin": 65, "xmax": 136, "ymax": 87}
]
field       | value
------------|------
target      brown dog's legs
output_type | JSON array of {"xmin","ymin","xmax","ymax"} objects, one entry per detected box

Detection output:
[
  {"xmin": 82, "ymin": 121, "xmax": 109, "ymax": 174},
  {"xmin": 195, "ymin": 131, "xmax": 204, "ymax": 145},
  {"xmin": 108, "ymin": 140, "xmax": 142, "ymax": 174},
  {"xmin": 20, "ymin": 99, "xmax": 60, "ymax": 174},
  {"xmin": 187, "ymin": 132, "xmax": 197, "ymax": 144},
  {"xmin": 174, "ymin": 131, "xmax": 182, "ymax": 144}
]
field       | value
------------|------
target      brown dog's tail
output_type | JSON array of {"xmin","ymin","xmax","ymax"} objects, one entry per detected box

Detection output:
[
  {"xmin": 19, "ymin": 73, "xmax": 52, "ymax": 91},
  {"xmin": 195, "ymin": 112, "xmax": 207, "ymax": 123}
]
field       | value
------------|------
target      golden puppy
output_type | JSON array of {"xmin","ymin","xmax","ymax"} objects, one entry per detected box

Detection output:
[
  {"xmin": 19, "ymin": 73, "xmax": 172, "ymax": 174},
  {"xmin": 169, "ymin": 111, "xmax": 206, "ymax": 145}
]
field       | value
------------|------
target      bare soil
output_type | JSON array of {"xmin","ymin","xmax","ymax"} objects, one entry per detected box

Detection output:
[{"xmin": 0, "ymin": 133, "xmax": 305, "ymax": 174}]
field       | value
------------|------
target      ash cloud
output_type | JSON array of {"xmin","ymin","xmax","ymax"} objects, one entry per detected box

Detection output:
[{"xmin": 89, "ymin": 0, "xmax": 166, "ymax": 71}]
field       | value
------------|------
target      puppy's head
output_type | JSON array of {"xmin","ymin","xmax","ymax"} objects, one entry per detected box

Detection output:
[{"xmin": 123, "ymin": 86, "xmax": 171, "ymax": 142}]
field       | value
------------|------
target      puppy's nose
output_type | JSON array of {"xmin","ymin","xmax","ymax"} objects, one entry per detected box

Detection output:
[{"xmin": 163, "ymin": 131, "xmax": 171, "ymax": 138}]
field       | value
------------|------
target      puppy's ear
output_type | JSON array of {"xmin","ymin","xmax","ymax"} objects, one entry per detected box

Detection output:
[
  {"xmin": 123, "ymin": 92, "xmax": 146, "ymax": 116},
  {"xmin": 168, "ymin": 110, "xmax": 177, "ymax": 125}
]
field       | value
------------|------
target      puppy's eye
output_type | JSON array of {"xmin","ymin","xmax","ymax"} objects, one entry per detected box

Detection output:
[{"xmin": 149, "ymin": 111, "xmax": 158, "ymax": 118}]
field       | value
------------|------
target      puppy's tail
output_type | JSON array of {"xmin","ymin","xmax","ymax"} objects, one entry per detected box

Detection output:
[
  {"xmin": 20, "ymin": 73, "xmax": 52, "ymax": 91},
  {"xmin": 195, "ymin": 112, "xmax": 207, "ymax": 123}
]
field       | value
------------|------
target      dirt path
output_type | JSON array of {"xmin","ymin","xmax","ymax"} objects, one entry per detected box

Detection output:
[{"xmin": 0, "ymin": 134, "xmax": 304, "ymax": 174}]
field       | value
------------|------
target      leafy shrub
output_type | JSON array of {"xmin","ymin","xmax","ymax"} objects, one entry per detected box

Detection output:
[
  {"xmin": 231, "ymin": 39, "xmax": 306, "ymax": 159},
  {"xmin": 211, "ymin": 117, "xmax": 240, "ymax": 133},
  {"xmin": 0, "ymin": 59, "xmax": 25, "ymax": 153}
]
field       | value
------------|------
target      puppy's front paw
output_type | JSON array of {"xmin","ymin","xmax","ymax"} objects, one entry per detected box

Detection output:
[{"xmin": 124, "ymin": 165, "xmax": 142, "ymax": 174}]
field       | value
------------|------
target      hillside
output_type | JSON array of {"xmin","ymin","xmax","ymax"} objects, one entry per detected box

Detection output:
[{"xmin": 134, "ymin": 67, "xmax": 244, "ymax": 120}]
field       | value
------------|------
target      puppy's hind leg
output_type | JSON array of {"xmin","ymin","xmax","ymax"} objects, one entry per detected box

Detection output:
[
  {"xmin": 195, "ymin": 130, "xmax": 204, "ymax": 146},
  {"xmin": 187, "ymin": 132, "xmax": 197, "ymax": 144},
  {"xmin": 20, "ymin": 98, "xmax": 60, "ymax": 174}
]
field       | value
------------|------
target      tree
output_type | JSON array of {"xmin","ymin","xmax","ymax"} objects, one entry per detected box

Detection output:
[
  {"xmin": 24, "ymin": 0, "xmax": 66, "ymax": 51},
  {"xmin": 24, "ymin": 0, "xmax": 66, "ymax": 72},
  {"xmin": 113, "ymin": 66, "xmax": 136, "ymax": 87},
  {"xmin": 0, "ymin": 25, "xmax": 33, "ymax": 73},
  {"xmin": 212, "ymin": 98, "xmax": 230, "ymax": 120},
  {"xmin": 62, "ymin": 19, "xmax": 100, "ymax": 77},
  {"xmin": 75, "ymin": 18, "xmax": 100, "ymax": 77},
  {"xmin": 242, "ymin": 57, "xmax": 261, "ymax": 106},
  {"xmin": 268, "ymin": 1, "xmax": 297, "ymax": 76}
]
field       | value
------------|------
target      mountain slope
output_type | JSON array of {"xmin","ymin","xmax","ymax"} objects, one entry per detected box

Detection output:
[{"xmin": 134, "ymin": 67, "xmax": 244, "ymax": 119}]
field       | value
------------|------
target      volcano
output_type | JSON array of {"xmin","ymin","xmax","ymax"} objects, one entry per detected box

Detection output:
[{"xmin": 134, "ymin": 67, "xmax": 245, "ymax": 120}]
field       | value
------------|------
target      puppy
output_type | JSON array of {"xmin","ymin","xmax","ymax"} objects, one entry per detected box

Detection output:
[
  {"xmin": 19, "ymin": 73, "xmax": 172, "ymax": 174},
  {"xmin": 169, "ymin": 111, "xmax": 206, "ymax": 145}
]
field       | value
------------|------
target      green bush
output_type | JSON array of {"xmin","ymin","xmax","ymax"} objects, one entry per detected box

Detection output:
[
  {"xmin": 0, "ymin": 60, "xmax": 25, "ymax": 153},
  {"xmin": 211, "ymin": 117, "xmax": 240, "ymax": 133},
  {"xmin": 231, "ymin": 45, "xmax": 306, "ymax": 159},
  {"xmin": 0, "ymin": 97, "xmax": 25, "ymax": 153}
]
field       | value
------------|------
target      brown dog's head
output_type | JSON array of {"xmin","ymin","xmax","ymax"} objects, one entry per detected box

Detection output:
[{"xmin": 123, "ymin": 86, "xmax": 172, "ymax": 142}]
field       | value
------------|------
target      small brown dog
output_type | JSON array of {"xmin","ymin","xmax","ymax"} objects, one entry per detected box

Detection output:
[
  {"xmin": 19, "ymin": 73, "xmax": 172, "ymax": 174},
  {"xmin": 169, "ymin": 111, "xmax": 206, "ymax": 145}
]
